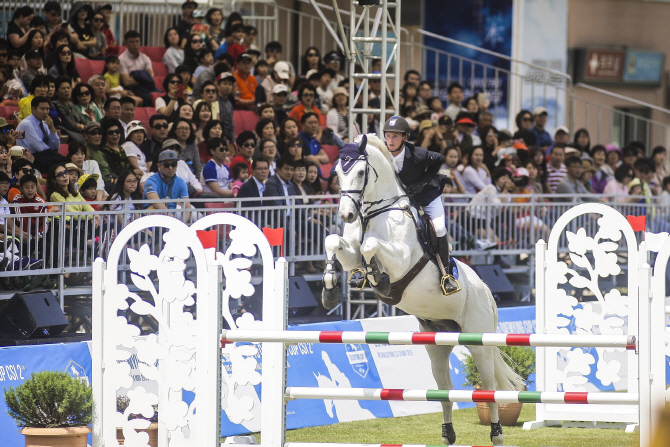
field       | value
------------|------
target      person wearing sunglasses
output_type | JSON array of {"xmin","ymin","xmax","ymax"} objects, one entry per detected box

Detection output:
[
  {"xmin": 88, "ymin": 12, "xmax": 107, "ymax": 60},
  {"xmin": 73, "ymin": 82, "xmax": 103, "ymax": 122},
  {"xmin": 230, "ymin": 130, "xmax": 256, "ymax": 175},
  {"xmin": 139, "ymin": 114, "xmax": 171, "ymax": 163},
  {"xmin": 183, "ymin": 34, "xmax": 206, "ymax": 73},
  {"xmin": 301, "ymin": 46, "xmax": 323, "ymax": 76},
  {"xmin": 68, "ymin": 2, "xmax": 96, "ymax": 58},
  {"xmin": 95, "ymin": 118, "xmax": 129, "ymax": 184},
  {"xmin": 67, "ymin": 140, "xmax": 107, "ymax": 201},
  {"xmin": 8, "ymin": 158, "xmax": 46, "ymax": 202},
  {"xmin": 144, "ymin": 149, "xmax": 192, "ymax": 220},
  {"xmin": 53, "ymin": 76, "xmax": 87, "ymax": 135},
  {"xmin": 288, "ymin": 84, "xmax": 321, "ymax": 130}
]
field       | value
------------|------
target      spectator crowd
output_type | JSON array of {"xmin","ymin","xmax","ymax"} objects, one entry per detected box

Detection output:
[{"xmin": 1, "ymin": 1, "xmax": 670, "ymax": 275}]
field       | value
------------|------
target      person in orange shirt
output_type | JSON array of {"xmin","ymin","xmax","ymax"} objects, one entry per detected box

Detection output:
[
  {"xmin": 233, "ymin": 52, "xmax": 257, "ymax": 111},
  {"xmin": 288, "ymin": 84, "xmax": 321, "ymax": 130}
]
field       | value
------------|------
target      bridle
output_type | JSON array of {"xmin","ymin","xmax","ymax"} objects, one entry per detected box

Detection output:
[{"xmin": 337, "ymin": 149, "xmax": 409, "ymax": 242}]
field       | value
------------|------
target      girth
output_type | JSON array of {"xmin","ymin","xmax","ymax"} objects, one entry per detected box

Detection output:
[{"xmin": 375, "ymin": 252, "xmax": 431, "ymax": 306}]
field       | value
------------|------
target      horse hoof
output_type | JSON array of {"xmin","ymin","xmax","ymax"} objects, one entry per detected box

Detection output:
[
  {"xmin": 441, "ymin": 422, "xmax": 456, "ymax": 445},
  {"xmin": 373, "ymin": 273, "xmax": 391, "ymax": 296},
  {"xmin": 490, "ymin": 421, "xmax": 504, "ymax": 445},
  {"xmin": 322, "ymin": 286, "xmax": 341, "ymax": 310}
]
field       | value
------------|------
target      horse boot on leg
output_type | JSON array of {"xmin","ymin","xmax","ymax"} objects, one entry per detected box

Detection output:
[
  {"xmin": 442, "ymin": 422, "xmax": 456, "ymax": 445},
  {"xmin": 437, "ymin": 236, "xmax": 460, "ymax": 295},
  {"xmin": 321, "ymin": 255, "xmax": 342, "ymax": 310},
  {"xmin": 365, "ymin": 256, "xmax": 391, "ymax": 296}
]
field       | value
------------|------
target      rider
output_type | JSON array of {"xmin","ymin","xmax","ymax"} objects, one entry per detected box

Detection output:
[{"xmin": 382, "ymin": 115, "xmax": 460, "ymax": 295}]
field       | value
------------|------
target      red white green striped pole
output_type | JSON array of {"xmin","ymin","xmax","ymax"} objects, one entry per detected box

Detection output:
[
  {"xmin": 221, "ymin": 330, "xmax": 636, "ymax": 350},
  {"xmin": 284, "ymin": 387, "xmax": 640, "ymax": 405}
]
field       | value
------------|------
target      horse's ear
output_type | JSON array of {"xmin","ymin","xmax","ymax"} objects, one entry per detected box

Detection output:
[{"xmin": 357, "ymin": 134, "xmax": 367, "ymax": 153}]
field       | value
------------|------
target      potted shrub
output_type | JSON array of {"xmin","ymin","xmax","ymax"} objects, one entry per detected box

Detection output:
[
  {"xmin": 4, "ymin": 370, "xmax": 92, "ymax": 447},
  {"xmin": 461, "ymin": 345, "xmax": 536, "ymax": 426},
  {"xmin": 116, "ymin": 395, "xmax": 159, "ymax": 447}
]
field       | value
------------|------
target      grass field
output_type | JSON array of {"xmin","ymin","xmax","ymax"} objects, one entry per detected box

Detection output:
[{"xmin": 282, "ymin": 404, "xmax": 639, "ymax": 447}]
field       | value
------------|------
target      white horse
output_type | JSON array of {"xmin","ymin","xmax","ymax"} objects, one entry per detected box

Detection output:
[{"xmin": 322, "ymin": 135, "xmax": 524, "ymax": 445}]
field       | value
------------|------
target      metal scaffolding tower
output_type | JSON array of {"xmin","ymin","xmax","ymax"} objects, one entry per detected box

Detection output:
[{"xmin": 317, "ymin": 0, "xmax": 401, "ymax": 140}]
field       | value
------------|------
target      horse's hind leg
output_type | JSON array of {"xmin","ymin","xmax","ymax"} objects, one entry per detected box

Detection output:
[
  {"xmin": 469, "ymin": 345, "xmax": 504, "ymax": 445},
  {"xmin": 420, "ymin": 321, "xmax": 456, "ymax": 445}
]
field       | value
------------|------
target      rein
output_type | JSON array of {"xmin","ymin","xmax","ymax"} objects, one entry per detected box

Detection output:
[{"xmin": 339, "ymin": 151, "xmax": 431, "ymax": 301}]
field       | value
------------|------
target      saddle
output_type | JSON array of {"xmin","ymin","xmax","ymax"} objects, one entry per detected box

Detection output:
[{"xmin": 349, "ymin": 205, "xmax": 460, "ymax": 305}]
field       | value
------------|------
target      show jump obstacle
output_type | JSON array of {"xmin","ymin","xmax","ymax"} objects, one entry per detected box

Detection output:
[{"xmin": 92, "ymin": 203, "xmax": 668, "ymax": 447}]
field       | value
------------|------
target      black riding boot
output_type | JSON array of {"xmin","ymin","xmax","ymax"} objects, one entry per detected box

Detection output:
[{"xmin": 437, "ymin": 235, "xmax": 460, "ymax": 295}]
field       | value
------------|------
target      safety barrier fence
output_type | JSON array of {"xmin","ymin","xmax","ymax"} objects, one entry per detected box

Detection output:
[
  {"xmin": 0, "ymin": 193, "xmax": 661, "ymax": 299},
  {"xmin": 220, "ymin": 329, "xmax": 636, "ymax": 349}
]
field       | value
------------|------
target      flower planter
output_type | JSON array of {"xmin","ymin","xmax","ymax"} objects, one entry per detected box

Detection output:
[
  {"xmin": 116, "ymin": 422, "xmax": 159, "ymax": 447},
  {"xmin": 21, "ymin": 426, "xmax": 91, "ymax": 447},
  {"xmin": 475, "ymin": 401, "xmax": 523, "ymax": 426}
]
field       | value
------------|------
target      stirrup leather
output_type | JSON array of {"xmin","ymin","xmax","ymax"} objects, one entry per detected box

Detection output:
[
  {"xmin": 348, "ymin": 268, "xmax": 368, "ymax": 289},
  {"xmin": 440, "ymin": 273, "xmax": 461, "ymax": 296}
]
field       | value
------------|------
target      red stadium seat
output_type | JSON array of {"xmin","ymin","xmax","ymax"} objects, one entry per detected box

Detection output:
[
  {"xmin": 204, "ymin": 202, "xmax": 235, "ymax": 209},
  {"xmin": 232, "ymin": 110, "xmax": 259, "ymax": 136},
  {"xmin": 58, "ymin": 144, "xmax": 68, "ymax": 157},
  {"xmin": 142, "ymin": 46, "xmax": 166, "ymax": 63},
  {"xmin": 150, "ymin": 92, "xmax": 163, "ymax": 107},
  {"xmin": 321, "ymin": 144, "xmax": 339, "ymax": 163},
  {"xmin": 75, "ymin": 59, "xmax": 105, "ymax": 84},
  {"xmin": 152, "ymin": 62, "xmax": 168, "ymax": 77},
  {"xmin": 135, "ymin": 107, "xmax": 156, "ymax": 122},
  {"xmin": 1, "ymin": 106, "xmax": 19, "ymax": 120},
  {"xmin": 320, "ymin": 163, "xmax": 334, "ymax": 180},
  {"xmin": 154, "ymin": 76, "xmax": 165, "ymax": 92}
]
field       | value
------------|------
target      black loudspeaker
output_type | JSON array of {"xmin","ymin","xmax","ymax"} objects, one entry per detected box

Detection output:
[
  {"xmin": 288, "ymin": 276, "xmax": 319, "ymax": 317},
  {"xmin": 0, "ymin": 291, "xmax": 68, "ymax": 338},
  {"xmin": 471, "ymin": 265, "xmax": 515, "ymax": 295}
]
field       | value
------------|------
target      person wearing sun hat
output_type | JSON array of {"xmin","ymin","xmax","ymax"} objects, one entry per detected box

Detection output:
[
  {"xmin": 121, "ymin": 120, "xmax": 148, "ymax": 175},
  {"xmin": 325, "ymin": 86, "xmax": 359, "ymax": 142},
  {"xmin": 143, "ymin": 149, "xmax": 192, "ymax": 217},
  {"xmin": 454, "ymin": 111, "xmax": 477, "ymax": 154}
]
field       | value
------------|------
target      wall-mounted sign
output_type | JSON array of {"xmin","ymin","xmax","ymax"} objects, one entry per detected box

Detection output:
[
  {"xmin": 623, "ymin": 50, "xmax": 665, "ymax": 84},
  {"xmin": 573, "ymin": 47, "xmax": 664, "ymax": 87},
  {"xmin": 583, "ymin": 49, "xmax": 625, "ymax": 82}
]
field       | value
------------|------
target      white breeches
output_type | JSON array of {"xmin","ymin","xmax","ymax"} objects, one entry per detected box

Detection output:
[{"xmin": 424, "ymin": 197, "xmax": 447, "ymax": 237}]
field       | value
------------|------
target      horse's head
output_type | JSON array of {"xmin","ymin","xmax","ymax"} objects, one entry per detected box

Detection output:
[{"xmin": 336, "ymin": 134, "xmax": 370, "ymax": 223}]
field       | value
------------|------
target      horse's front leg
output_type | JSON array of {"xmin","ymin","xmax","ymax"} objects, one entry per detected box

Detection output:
[
  {"xmin": 322, "ymin": 233, "xmax": 361, "ymax": 309},
  {"xmin": 360, "ymin": 237, "xmax": 409, "ymax": 295}
]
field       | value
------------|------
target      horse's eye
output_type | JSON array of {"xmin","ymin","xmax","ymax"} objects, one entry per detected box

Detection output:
[{"xmin": 357, "ymin": 170, "xmax": 364, "ymax": 177}]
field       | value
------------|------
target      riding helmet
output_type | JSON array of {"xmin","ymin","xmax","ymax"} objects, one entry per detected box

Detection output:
[{"xmin": 383, "ymin": 116, "xmax": 411, "ymax": 135}]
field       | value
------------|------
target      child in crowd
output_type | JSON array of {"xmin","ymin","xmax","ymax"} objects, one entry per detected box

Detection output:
[
  {"xmin": 78, "ymin": 174, "xmax": 100, "ymax": 211},
  {"xmin": 194, "ymin": 48, "xmax": 214, "ymax": 79},
  {"xmin": 65, "ymin": 163, "xmax": 83, "ymax": 190},
  {"xmin": 231, "ymin": 163, "xmax": 249, "ymax": 197},
  {"xmin": 13, "ymin": 174, "xmax": 48, "ymax": 241},
  {"xmin": 227, "ymin": 23, "xmax": 247, "ymax": 65},
  {"xmin": 103, "ymin": 55, "xmax": 124, "ymax": 98}
]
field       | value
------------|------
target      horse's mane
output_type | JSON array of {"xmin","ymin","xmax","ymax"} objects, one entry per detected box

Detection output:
[{"xmin": 355, "ymin": 133, "xmax": 398, "ymax": 173}]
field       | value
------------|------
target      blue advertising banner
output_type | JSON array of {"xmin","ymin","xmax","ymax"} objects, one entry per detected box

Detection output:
[
  {"xmin": 423, "ymin": 0, "xmax": 513, "ymax": 120},
  {"xmin": 0, "ymin": 342, "xmax": 92, "ymax": 447},
  {"xmin": 623, "ymin": 50, "xmax": 665, "ymax": 85}
]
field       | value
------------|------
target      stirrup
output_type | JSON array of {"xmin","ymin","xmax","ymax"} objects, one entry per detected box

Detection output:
[
  {"xmin": 348, "ymin": 268, "xmax": 367, "ymax": 289},
  {"xmin": 440, "ymin": 274, "xmax": 461, "ymax": 296}
]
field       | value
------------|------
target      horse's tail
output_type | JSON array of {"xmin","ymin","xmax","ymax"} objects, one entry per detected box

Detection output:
[{"xmin": 493, "ymin": 348, "xmax": 526, "ymax": 391}]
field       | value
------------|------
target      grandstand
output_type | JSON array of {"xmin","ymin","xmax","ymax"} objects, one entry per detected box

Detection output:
[{"xmin": 1, "ymin": 0, "xmax": 669, "ymax": 326}]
